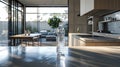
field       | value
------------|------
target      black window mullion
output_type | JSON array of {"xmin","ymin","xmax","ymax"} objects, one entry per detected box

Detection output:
[{"xmin": 8, "ymin": 0, "xmax": 12, "ymax": 37}]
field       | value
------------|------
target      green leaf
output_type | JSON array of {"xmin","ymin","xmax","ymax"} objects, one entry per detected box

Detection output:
[{"xmin": 48, "ymin": 16, "xmax": 61, "ymax": 29}]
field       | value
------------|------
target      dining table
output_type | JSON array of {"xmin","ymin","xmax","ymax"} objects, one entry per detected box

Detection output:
[{"xmin": 10, "ymin": 33, "xmax": 41, "ymax": 46}]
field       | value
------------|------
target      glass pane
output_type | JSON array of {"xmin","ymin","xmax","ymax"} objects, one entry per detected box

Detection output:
[
  {"xmin": 38, "ymin": 7, "xmax": 68, "ymax": 13},
  {"xmin": 39, "ymin": 13, "xmax": 68, "ymax": 22},
  {"xmin": 26, "ymin": 14, "xmax": 38, "ymax": 33},
  {"xmin": 26, "ymin": 14, "xmax": 37, "ymax": 21},
  {"xmin": 26, "ymin": 7, "xmax": 68, "ymax": 33},
  {"xmin": 38, "ymin": 13, "xmax": 50, "ymax": 22},
  {"xmin": 26, "ymin": 7, "xmax": 37, "ymax": 13},
  {"xmin": 18, "ymin": 11, "xmax": 22, "ymax": 34},
  {"xmin": 18, "ymin": 3, "xmax": 23, "ymax": 11},
  {"xmin": 0, "ymin": 2, "xmax": 8, "ymax": 45},
  {"xmin": 11, "ymin": 8, "xmax": 16, "ymax": 35},
  {"xmin": 38, "ymin": 7, "xmax": 68, "ymax": 22}
]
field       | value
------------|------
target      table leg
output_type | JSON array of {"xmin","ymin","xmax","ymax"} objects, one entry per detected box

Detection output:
[
  {"xmin": 32, "ymin": 39, "xmax": 34, "ymax": 46},
  {"xmin": 13, "ymin": 39, "xmax": 15, "ymax": 46},
  {"xmin": 38, "ymin": 38, "xmax": 40, "ymax": 46}
]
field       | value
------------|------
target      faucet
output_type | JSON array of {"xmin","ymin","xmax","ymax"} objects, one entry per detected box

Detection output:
[{"xmin": 88, "ymin": 16, "xmax": 94, "ymax": 35}]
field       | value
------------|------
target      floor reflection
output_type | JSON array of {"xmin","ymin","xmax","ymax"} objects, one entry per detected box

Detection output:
[
  {"xmin": 0, "ymin": 46, "xmax": 58, "ymax": 67},
  {"xmin": 66, "ymin": 47, "xmax": 120, "ymax": 67},
  {"xmin": 1, "ymin": 46, "xmax": 120, "ymax": 67},
  {"xmin": 0, "ymin": 47, "xmax": 9, "ymax": 66},
  {"xmin": 57, "ymin": 52, "xmax": 66, "ymax": 67}
]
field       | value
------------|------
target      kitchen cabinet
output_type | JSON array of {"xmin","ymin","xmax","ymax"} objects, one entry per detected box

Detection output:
[
  {"xmin": 80, "ymin": 0, "xmax": 120, "ymax": 16},
  {"xmin": 80, "ymin": 0, "xmax": 94, "ymax": 16},
  {"xmin": 80, "ymin": 0, "xmax": 86, "ymax": 16},
  {"xmin": 73, "ymin": 34, "xmax": 120, "ymax": 46}
]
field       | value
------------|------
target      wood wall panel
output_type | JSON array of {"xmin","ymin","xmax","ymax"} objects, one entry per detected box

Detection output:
[
  {"xmin": 68, "ymin": 0, "xmax": 88, "ymax": 33},
  {"xmin": 95, "ymin": 0, "xmax": 120, "ymax": 10}
]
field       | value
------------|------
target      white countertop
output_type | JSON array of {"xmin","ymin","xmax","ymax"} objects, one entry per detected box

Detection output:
[{"xmin": 93, "ymin": 32, "xmax": 120, "ymax": 39}]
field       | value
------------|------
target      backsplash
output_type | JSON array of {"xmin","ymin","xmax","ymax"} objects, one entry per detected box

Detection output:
[
  {"xmin": 104, "ymin": 11, "xmax": 120, "ymax": 34},
  {"xmin": 108, "ymin": 21, "xmax": 120, "ymax": 34}
]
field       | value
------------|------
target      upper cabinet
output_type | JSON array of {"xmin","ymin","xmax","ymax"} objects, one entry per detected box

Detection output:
[
  {"xmin": 80, "ymin": 0, "xmax": 120, "ymax": 16},
  {"xmin": 80, "ymin": 0, "xmax": 94, "ymax": 16},
  {"xmin": 80, "ymin": 0, "xmax": 86, "ymax": 16},
  {"xmin": 85, "ymin": 0, "xmax": 94, "ymax": 14}
]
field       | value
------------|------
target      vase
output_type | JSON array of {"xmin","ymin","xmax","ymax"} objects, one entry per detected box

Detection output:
[{"xmin": 56, "ymin": 25, "xmax": 65, "ymax": 54}]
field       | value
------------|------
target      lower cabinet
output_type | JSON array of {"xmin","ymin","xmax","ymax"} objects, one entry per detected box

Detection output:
[
  {"xmin": 73, "ymin": 37, "xmax": 80, "ymax": 46},
  {"xmin": 73, "ymin": 36, "xmax": 120, "ymax": 46}
]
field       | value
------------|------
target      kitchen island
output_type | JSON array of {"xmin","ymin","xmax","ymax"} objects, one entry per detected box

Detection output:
[{"xmin": 71, "ymin": 34, "xmax": 120, "ymax": 46}]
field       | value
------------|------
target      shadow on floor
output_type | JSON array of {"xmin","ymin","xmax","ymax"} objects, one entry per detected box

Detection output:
[{"xmin": 66, "ymin": 48, "xmax": 120, "ymax": 67}]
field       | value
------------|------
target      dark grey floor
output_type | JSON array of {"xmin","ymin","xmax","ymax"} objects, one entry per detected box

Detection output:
[
  {"xmin": 66, "ymin": 47, "xmax": 120, "ymax": 67},
  {"xmin": 0, "ymin": 46, "xmax": 60, "ymax": 67},
  {"xmin": 0, "ymin": 46, "xmax": 120, "ymax": 67}
]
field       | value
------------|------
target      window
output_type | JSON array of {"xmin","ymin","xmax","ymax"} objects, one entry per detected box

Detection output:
[
  {"xmin": 10, "ymin": 0, "xmax": 24, "ymax": 35},
  {"xmin": 26, "ymin": 7, "xmax": 68, "ymax": 33},
  {"xmin": 26, "ymin": 7, "xmax": 37, "ymax": 13},
  {"xmin": 26, "ymin": 14, "xmax": 37, "ymax": 21},
  {"xmin": 0, "ymin": 1, "xmax": 8, "ymax": 45},
  {"xmin": 38, "ymin": 7, "xmax": 68, "ymax": 22}
]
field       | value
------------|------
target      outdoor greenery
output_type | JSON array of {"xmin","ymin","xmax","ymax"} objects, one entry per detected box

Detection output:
[
  {"xmin": 64, "ymin": 24, "xmax": 68, "ymax": 36},
  {"xmin": 48, "ymin": 16, "xmax": 61, "ymax": 29},
  {"xmin": 26, "ymin": 25, "xmax": 37, "ymax": 33}
]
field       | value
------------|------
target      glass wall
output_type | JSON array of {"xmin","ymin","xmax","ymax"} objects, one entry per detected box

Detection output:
[
  {"xmin": 10, "ymin": 0, "xmax": 24, "ymax": 35},
  {"xmin": 26, "ymin": 7, "xmax": 68, "ymax": 33},
  {"xmin": 0, "ymin": 0, "xmax": 25, "ymax": 46},
  {"xmin": 26, "ymin": 7, "xmax": 38, "ymax": 33},
  {"xmin": 38, "ymin": 7, "xmax": 68, "ymax": 22},
  {"xmin": 18, "ymin": 11, "xmax": 22, "ymax": 34},
  {"xmin": 8, "ymin": 0, "xmax": 25, "ymax": 45},
  {"xmin": 0, "ymin": 0, "xmax": 8, "ymax": 45}
]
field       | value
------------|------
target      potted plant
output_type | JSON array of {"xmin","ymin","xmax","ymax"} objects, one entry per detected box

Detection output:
[{"xmin": 48, "ymin": 16, "xmax": 62, "ymax": 31}]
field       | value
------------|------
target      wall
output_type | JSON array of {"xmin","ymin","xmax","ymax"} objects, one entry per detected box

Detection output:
[{"xmin": 68, "ymin": 0, "xmax": 88, "ymax": 33}]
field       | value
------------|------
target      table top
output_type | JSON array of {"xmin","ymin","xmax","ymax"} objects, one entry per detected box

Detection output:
[{"xmin": 10, "ymin": 33, "xmax": 41, "ymax": 39}]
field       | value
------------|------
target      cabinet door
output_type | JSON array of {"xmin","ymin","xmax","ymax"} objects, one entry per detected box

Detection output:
[
  {"xmin": 80, "ymin": 0, "xmax": 86, "ymax": 16},
  {"xmin": 85, "ymin": 0, "xmax": 94, "ymax": 13},
  {"xmin": 80, "ymin": 0, "xmax": 94, "ymax": 16}
]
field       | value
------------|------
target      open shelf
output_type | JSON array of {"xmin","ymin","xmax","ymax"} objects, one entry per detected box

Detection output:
[{"xmin": 99, "ymin": 20, "xmax": 120, "ymax": 23}]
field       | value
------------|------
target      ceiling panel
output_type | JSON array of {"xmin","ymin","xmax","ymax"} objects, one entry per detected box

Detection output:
[{"xmin": 18, "ymin": 0, "xmax": 68, "ymax": 6}]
